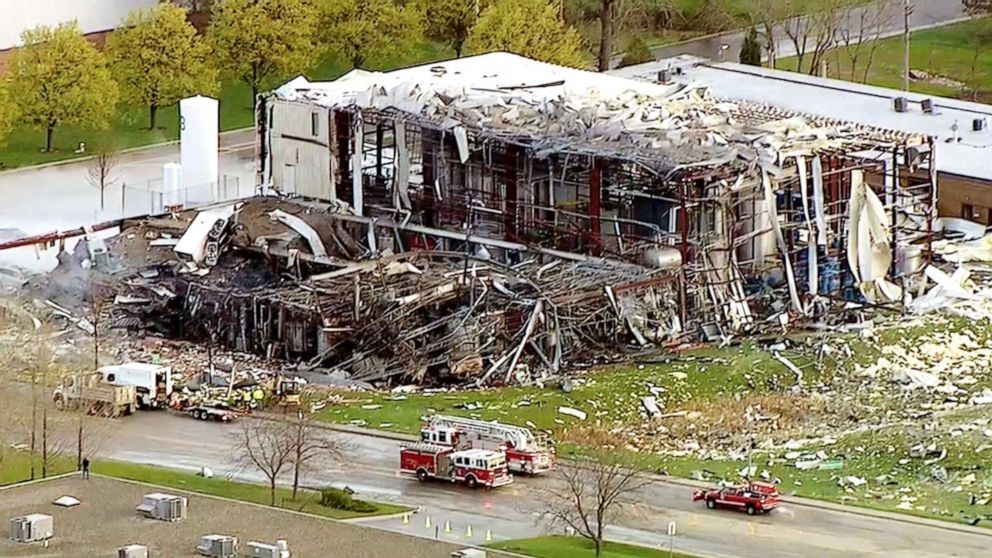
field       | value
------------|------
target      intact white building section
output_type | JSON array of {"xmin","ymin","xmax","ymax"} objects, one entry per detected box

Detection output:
[{"xmin": 0, "ymin": 0, "xmax": 157, "ymax": 49}]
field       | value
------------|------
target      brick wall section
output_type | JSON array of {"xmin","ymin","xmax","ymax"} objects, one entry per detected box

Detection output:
[{"xmin": 0, "ymin": 29, "xmax": 112, "ymax": 74}]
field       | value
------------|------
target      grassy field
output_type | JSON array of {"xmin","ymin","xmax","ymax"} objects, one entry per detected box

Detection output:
[
  {"xmin": 317, "ymin": 314, "xmax": 992, "ymax": 525},
  {"xmin": 90, "ymin": 460, "xmax": 409, "ymax": 520},
  {"xmin": 0, "ymin": 41, "xmax": 453, "ymax": 170},
  {"xmin": 779, "ymin": 18, "xmax": 992, "ymax": 100},
  {"xmin": 0, "ymin": 451, "xmax": 76, "ymax": 486},
  {"xmin": 489, "ymin": 536, "xmax": 698, "ymax": 558}
]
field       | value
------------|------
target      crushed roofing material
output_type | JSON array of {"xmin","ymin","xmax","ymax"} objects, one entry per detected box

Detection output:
[{"xmin": 275, "ymin": 52, "xmax": 924, "ymax": 174}]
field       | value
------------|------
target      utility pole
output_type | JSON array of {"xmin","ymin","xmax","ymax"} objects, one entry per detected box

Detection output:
[{"xmin": 903, "ymin": 0, "xmax": 912, "ymax": 91}]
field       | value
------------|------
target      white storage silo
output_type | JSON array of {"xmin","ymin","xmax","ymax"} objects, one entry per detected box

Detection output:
[{"xmin": 180, "ymin": 96, "xmax": 220, "ymax": 206}]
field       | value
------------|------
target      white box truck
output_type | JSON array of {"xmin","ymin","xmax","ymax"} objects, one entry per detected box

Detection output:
[{"xmin": 99, "ymin": 362, "xmax": 173, "ymax": 409}]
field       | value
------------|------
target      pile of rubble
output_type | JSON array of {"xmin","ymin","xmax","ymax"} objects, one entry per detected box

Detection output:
[{"xmin": 29, "ymin": 197, "xmax": 683, "ymax": 388}]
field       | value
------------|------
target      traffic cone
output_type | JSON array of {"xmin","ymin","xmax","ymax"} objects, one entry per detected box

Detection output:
[
  {"xmin": 402, "ymin": 513, "xmax": 409, "ymax": 525},
  {"xmin": 424, "ymin": 515, "xmax": 432, "ymax": 529},
  {"xmin": 485, "ymin": 529, "xmax": 493, "ymax": 542},
  {"xmin": 465, "ymin": 524, "xmax": 473, "ymax": 538},
  {"xmin": 444, "ymin": 520, "xmax": 452, "ymax": 534}
]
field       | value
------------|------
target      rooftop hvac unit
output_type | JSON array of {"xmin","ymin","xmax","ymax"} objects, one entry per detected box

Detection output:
[
  {"xmin": 893, "ymin": 97, "xmax": 909, "ymax": 113},
  {"xmin": 136, "ymin": 493, "xmax": 188, "ymax": 522},
  {"xmin": 9, "ymin": 514, "xmax": 53, "ymax": 543},
  {"xmin": 921, "ymin": 98, "xmax": 935, "ymax": 114},
  {"xmin": 974, "ymin": 118, "xmax": 987, "ymax": 132},
  {"xmin": 197, "ymin": 534, "xmax": 238, "ymax": 558},
  {"xmin": 657, "ymin": 69, "xmax": 671, "ymax": 84},
  {"xmin": 118, "ymin": 544, "xmax": 149, "ymax": 558},
  {"xmin": 247, "ymin": 540, "xmax": 290, "ymax": 558}
]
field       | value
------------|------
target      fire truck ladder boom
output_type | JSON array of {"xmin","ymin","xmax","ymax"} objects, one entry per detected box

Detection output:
[{"xmin": 430, "ymin": 415, "xmax": 534, "ymax": 450}]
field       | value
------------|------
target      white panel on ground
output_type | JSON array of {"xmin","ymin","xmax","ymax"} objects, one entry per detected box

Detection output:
[{"xmin": 180, "ymin": 96, "xmax": 219, "ymax": 206}]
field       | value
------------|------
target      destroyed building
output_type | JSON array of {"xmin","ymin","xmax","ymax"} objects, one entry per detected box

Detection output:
[
  {"xmin": 258, "ymin": 53, "xmax": 936, "ymax": 334},
  {"xmin": 37, "ymin": 53, "xmax": 939, "ymax": 387}
]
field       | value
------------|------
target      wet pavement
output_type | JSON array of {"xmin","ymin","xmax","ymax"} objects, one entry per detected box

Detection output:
[{"xmin": 98, "ymin": 412, "xmax": 992, "ymax": 558}]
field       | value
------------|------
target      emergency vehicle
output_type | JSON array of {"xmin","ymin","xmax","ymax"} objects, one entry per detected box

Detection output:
[
  {"xmin": 419, "ymin": 415, "xmax": 555, "ymax": 475},
  {"xmin": 692, "ymin": 481, "xmax": 780, "ymax": 515},
  {"xmin": 399, "ymin": 443, "xmax": 514, "ymax": 489}
]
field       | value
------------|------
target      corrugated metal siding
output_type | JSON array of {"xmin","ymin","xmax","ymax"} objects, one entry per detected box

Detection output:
[{"xmin": 269, "ymin": 100, "xmax": 333, "ymax": 201}]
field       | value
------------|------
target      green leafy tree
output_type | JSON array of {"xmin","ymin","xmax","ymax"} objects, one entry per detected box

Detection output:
[
  {"xmin": 739, "ymin": 27, "xmax": 762, "ymax": 66},
  {"xmin": 319, "ymin": 0, "xmax": 423, "ymax": 68},
  {"xmin": 0, "ymin": 80, "xmax": 19, "ymax": 148},
  {"xmin": 11, "ymin": 23, "xmax": 118, "ymax": 153},
  {"xmin": 413, "ymin": 0, "xmax": 482, "ymax": 57},
  {"xmin": 618, "ymin": 35, "xmax": 653, "ymax": 68},
  {"xmin": 208, "ymin": 0, "xmax": 318, "ymax": 102},
  {"xmin": 466, "ymin": 0, "xmax": 586, "ymax": 68},
  {"xmin": 108, "ymin": 4, "xmax": 218, "ymax": 129}
]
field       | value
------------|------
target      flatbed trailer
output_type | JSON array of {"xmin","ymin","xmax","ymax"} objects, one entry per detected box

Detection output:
[{"xmin": 181, "ymin": 404, "xmax": 240, "ymax": 422}]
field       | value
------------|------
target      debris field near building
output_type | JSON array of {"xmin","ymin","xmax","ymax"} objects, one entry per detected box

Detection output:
[
  {"xmin": 1, "ymin": 52, "xmax": 992, "ymax": 525},
  {"xmin": 1, "ymin": 51, "xmax": 958, "ymax": 392}
]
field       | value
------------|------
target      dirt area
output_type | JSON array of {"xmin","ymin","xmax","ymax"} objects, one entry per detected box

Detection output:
[{"xmin": 0, "ymin": 476, "xmax": 461, "ymax": 558}]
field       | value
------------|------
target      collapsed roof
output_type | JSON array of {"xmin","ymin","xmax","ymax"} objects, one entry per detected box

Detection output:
[{"xmin": 272, "ymin": 52, "xmax": 927, "ymax": 176}]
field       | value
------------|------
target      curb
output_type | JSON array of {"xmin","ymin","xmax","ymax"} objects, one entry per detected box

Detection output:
[
  {"xmin": 255, "ymin": 412, "xmax": 419, "ymax": 443},
  {"xmin": 341, "ymin": 505, "xmax": 423, "ymax": 524},
  {"xmin": 0, "ymin": 128, "xmax": 254, "ymax": 175},
  {"xmin": 0, "ymin": 471, "xmax": 78, "ymax": 491}
]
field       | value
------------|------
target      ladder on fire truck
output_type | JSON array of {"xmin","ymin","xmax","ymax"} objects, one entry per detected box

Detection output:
[{"xmin": 428, "ymin": 415, "xmax": 537, "ymax": 450}]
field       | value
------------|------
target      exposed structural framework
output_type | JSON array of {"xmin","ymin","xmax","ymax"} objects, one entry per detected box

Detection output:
[{"xmin": 259, "ymin": 52, "xmax": 936, "ymax": 341}]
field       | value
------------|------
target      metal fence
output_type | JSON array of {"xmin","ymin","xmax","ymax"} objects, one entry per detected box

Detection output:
[{"xmin": 93, "ymin": 175, "xmax": 255, "ymax": 222}]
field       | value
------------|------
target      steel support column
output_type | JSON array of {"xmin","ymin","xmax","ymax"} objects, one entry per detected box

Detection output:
[{"xmin": 588, "ymin": 157, "xmax": 603, "ymax": 255}]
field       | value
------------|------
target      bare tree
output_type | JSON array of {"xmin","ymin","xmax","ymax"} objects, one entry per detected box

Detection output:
[
  {"xmin": 782, "ymin": 0, "xmax": 845, "ymax": 75},
  {"xmin": 539, "ymin": 429, "xmax": 652, "ymax": 556},
  {"xmin": 746, "ymin": 0, "xmax": 791, "ymax": 69},
  {"xmin": 86, "ymin": 144, "xmax": 120, "ymax": 211},
  {"xmin": 236, "ymin": 419, "xmax": 295, "ymax": 506},
  {"xmin": 289, "ymin": 407, "xmax": 344, "ymax": 500},
  {"xmin": 836, "ymin": 1, "xmax": 896, "ymax": 82}
]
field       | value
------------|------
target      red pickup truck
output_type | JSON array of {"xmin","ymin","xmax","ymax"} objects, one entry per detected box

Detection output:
[{"xmin": 692, "ymin": 481, "xmax": 780, "ymax": 515}]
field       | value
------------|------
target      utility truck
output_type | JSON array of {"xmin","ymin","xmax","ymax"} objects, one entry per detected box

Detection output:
[
  {"xmin": 420, "ymin": 415, "xmax": 555, "ymax": 474},
  {"xmin": 53, "ymin": 372, "xmax": 136, "ymax": 417},
  {"xmin": 98, "ymin": 362, "xmax": 173, "ymax": 408}
]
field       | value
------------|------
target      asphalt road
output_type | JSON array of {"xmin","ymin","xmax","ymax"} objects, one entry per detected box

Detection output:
[
  {"xmin": 98, "ymin": 412, "xmax": 992, "ymax": 558},
  {"xmin": 650, "ymin": 0, "xmax": 968, "ymax": 63}
]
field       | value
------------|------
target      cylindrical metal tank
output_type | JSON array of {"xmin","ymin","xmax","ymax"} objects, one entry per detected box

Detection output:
[{"xmin": 180, "ymin": 96, "xmax": 220, "ymax": 206}]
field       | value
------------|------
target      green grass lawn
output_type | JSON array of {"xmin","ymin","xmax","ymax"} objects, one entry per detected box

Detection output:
[
  {"xmin": 489, "ymin": 536, "xmax": 698, "ymax": 558},
  {"xmin": 779, "ymin": 18, "xmax": 992, "ymax": 100},
  {"xmin": 0, "ymin": 41, "xmax": 453, "ymax": 170},
  {"xmin": 0, "ymin": 451, "xmax": 76, "ymax": 486},
  {"xmin": 91, "ymin": 460, "xmax": 410, "ymax": 520}
]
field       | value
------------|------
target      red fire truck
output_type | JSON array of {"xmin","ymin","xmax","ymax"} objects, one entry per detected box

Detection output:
[
  {"xmin": 399, "ymin": 443, "xmax": 514, "ymax": 489},
  {"xmin": 692, "ymin": 481, "xmax": 781, "ymax": 515},
  {"xmin": 419, "ymin": 415, "xmax": 555, "ymax": 475}
]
